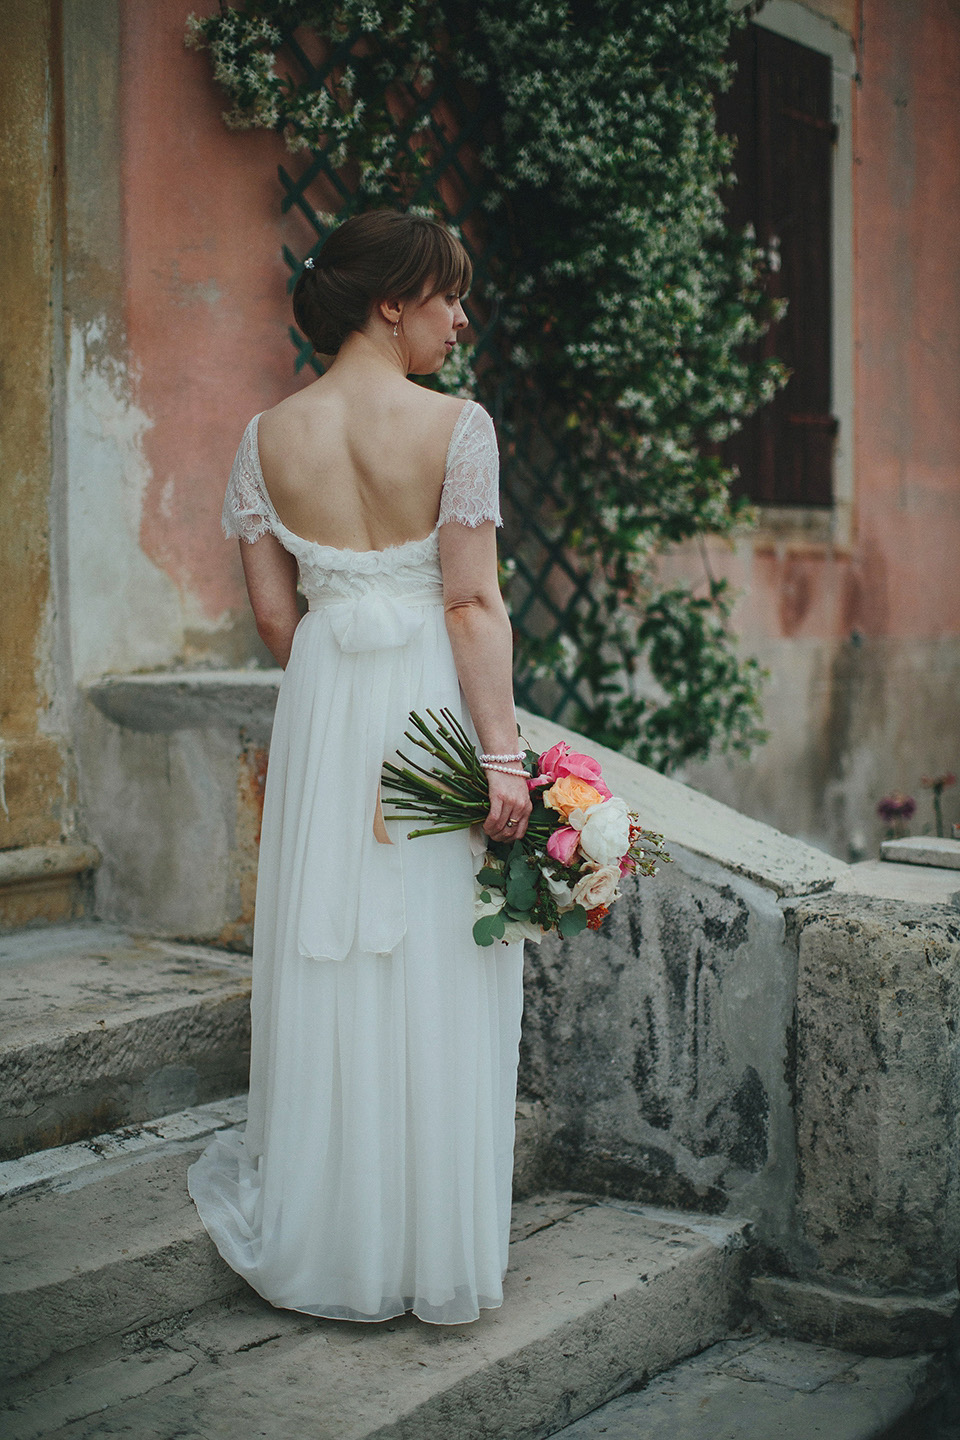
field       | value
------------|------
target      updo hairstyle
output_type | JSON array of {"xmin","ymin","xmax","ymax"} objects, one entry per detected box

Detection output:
[{"xmin": 293, "ymin": 210, "xmax": 472, "ymax": 356}]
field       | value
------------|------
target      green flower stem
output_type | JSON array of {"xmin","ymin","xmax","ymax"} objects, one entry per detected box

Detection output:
[
  {"xmin": 403, "ymin": 733, "xmax": 474, "ymax": 778},
  {"xmin": 389, "ymin": 754, "xmax": 481, "ymax": 800},
  {"xmin": 399, "ymin": 822, "xmax": 481, "ymax": 837},
  {"xmin": 382, "ymin": 768, "xmax": 482, "ymax": 802}
]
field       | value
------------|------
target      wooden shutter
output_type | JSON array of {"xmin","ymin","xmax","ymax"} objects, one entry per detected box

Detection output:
[{"xmin": 716, "ymin": 24, "xmax": 837, "ymax": 506}]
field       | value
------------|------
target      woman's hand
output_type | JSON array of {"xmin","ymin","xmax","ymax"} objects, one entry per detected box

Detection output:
[{"xmin": 483, "ymin": 770, "xmax": 532, "ymax": 843}]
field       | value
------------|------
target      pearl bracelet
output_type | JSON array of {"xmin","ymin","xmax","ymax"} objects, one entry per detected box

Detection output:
[
  {"xmin": 478, "ymin": 750, "xmax": 525, "ymax": 763},
  {"xmin": 480, "ymin": 762, "xmax": 527, "ymax": 776}
]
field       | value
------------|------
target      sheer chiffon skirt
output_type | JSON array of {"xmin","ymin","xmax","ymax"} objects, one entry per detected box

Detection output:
[{"xmin": 187, "ymin": 600, "xmax": 525, "ymax": 1324}]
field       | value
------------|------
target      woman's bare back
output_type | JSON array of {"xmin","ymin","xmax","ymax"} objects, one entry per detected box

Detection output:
[{"xmin": 255, "ymin": 370, "xmax": 467, "ymax": 552}]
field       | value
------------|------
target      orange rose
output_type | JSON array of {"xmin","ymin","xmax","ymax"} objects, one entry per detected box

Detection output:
[{"xmin": 542, "ymin": 775, "xmax": 605, "ymax": 820}]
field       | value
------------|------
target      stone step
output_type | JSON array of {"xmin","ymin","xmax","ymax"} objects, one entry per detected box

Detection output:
[
  {"xmin": 547, "ymin": 1333, "xmax": 940, "ymax": 1440},
  {"xmin": 0, "ymin": 923, "xmax": 252, "ymax": 1159},
  {"xmin": 0, "ymin": 1110, "xmax": 753, "ymax": 1438}
]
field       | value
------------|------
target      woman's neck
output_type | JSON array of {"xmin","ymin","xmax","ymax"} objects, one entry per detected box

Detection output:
[{"xmin": 329, "ymin": 327, "xmax": 408, "ymax": 381}]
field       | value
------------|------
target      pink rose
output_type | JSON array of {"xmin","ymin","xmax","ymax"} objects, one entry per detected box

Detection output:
[
  {"xmin": 530, "ymin": 741, "xmax": 612, "ymax": 800},
  {"xmin": 546, "ymin": 825, "xmax": 581, "ymax": 865},
  {"xmin": 538, "ymin": 741, "xmax": 569, "ymax": 778},
  {"xmin": 528, "ymin": 740, "xmax": 568, "ymax": 791},
  {"xmin": 556, "ymin": 751, "xmax": 612, "ymax": 800}
]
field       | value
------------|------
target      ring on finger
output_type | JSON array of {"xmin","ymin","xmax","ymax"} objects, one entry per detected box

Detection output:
[{"xmin": 506, "ymin": 819, "xmax": 517, "ymax": 827}]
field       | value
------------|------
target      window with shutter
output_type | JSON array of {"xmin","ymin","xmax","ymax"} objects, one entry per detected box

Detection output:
[{"xmin": 717, "ymin": 22, "xmax": 837, "ymax": 507}]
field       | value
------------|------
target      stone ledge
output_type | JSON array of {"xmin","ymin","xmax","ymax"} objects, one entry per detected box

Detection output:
[
  {"xmin": 751, "ymin": 1274, "xmax": 956, "ymax": 1357},
  {"xmin": 552, "ymin": 1335, "xmax": 939, "ymax": 1440},
  {"xmin": 0, "ymin": 844, "xmax": 101, "ymax": 932},
  {"xmin": 882, "ymin": 835, "xmax": 960, "ymax": 870},
  {"xmin": 0, "ymin": 843, "xmax": 100, "ymax": 888},
  {"xmin": 834, "ymin": 857, "xmax": 960, "ymax": 905},
  {"xmin": 85, "ymin": 670, "xmax": 281, "ymax": 739},
  {"xmin": 517, "ymin": 708, "xmax": 847, "ymax": 899},
  {"xmin": 81, "ymin": 672, "xmax": 848, "ymax": 899},
  {"xmin": 1, "ymin": 1178, "xmax": 751, "ymax": 1432},
  {"xmin": 0, "ymin": 927, "xmax": 252, "ymax": 1159}
]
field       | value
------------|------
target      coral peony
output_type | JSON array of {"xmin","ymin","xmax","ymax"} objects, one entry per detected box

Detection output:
[{"xmin": 542, "ymin": 774, "xmax": 606, "ymax": 820}]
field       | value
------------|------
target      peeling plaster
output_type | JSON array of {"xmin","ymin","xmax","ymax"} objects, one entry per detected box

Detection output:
[
  {"xmin": 0, "ymin": 747, "xmax": 10, "ymax": 822},
  {"xmin": 67, "ymin": 317, "xmax": 186, "ymax": 681}
]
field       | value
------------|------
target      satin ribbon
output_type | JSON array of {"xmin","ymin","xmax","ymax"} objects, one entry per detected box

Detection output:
[{"xmin": 309, "ymin": 590, "xmax": 442, "ymax": 653}]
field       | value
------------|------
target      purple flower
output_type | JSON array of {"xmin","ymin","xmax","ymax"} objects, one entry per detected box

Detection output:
[{"xmin": 876, "ymin": 792, "xmax": 916, "ymax": 823}]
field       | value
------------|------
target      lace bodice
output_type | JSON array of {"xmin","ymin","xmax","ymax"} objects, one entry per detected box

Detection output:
[{"xmin": 221, "ymin": 399, "xmax": 501, "ymax": 604}]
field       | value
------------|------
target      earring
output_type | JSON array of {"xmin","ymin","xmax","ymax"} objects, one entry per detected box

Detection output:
[{"xmin": 393, "ymin": 321, "xmax": 399, "ymax": 337}]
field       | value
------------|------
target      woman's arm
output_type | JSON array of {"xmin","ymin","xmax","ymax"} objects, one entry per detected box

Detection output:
[
  {"xmin": 239, "ymin": 533, "xmax": 301, "ymax": 668},
  {"xmin": 438, "ymin": 520, "xmax": 532, "ymax": 842}
]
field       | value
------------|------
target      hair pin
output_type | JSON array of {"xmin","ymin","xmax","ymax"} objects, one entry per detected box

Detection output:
[{"xmin": 303, "ymin": 256, "xmax": 315, "ymax": 270}]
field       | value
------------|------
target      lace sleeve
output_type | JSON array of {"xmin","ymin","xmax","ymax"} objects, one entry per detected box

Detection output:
[
  {"xmin": 437, "ymin": 402, "xmax": 503, "ymax": 529},
  {"xmin": 221, "ymin": 416, "xmax": 275, "ymax": 543}
]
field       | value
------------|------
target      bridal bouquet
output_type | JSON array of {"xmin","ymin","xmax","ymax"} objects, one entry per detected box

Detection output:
[{"xmin": 381, "ymin": 710, "xmax": 669, "ymax": 946}]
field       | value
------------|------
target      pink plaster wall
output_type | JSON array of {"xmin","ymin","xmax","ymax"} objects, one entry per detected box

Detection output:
[
  {"xmin": 851, "ymin": 0, "xmax": 960, "ymax": 639},
  {"xmin": 721, "ymin": 0, "xmax": 960, "ymax": 647},
  {"xmin": 120, "ymin": 0, "xmax": 311, "ymax": 622}
]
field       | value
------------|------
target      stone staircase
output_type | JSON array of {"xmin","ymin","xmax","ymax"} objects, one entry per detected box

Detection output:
[{"xmin": 0, "ymin": 924, "xmax": 939, "ymax": 1439}]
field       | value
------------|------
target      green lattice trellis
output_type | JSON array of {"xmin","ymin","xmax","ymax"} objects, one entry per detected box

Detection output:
[{"xmin": 274, "ymin": 26, "xmax": 599, "ymax": 724}]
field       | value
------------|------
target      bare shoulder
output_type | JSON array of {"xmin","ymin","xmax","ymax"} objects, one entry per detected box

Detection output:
[
  {"xmin": 255, "ymin": 380, "xmax": 334, "ymax": 447},
  {"xmin": 399, "ymin": 383, "xmax": 473, "ymax": 432}
]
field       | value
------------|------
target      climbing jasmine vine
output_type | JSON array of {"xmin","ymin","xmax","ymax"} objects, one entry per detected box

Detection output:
[{"xmin": 187, "ymin": 0, "xmax": 785, "ymax": 772}]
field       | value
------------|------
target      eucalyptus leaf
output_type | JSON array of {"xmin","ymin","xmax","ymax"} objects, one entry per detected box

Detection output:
[
  {"xmin": 558, "ymin": 906, "xmax": 588, "ymax": 938},
  {"xmin": 473, "ymin": 909, "xmax": 507, "ymax": 946}
]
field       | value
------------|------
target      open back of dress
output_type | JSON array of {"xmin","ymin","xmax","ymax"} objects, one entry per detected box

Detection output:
[{"xmin": 186, "ymin": 401, "xmax": 524, "ymax": 1323}]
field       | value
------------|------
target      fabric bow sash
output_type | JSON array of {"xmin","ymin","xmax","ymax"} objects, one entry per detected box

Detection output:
[
  {"xmin": 321, "ymin": 592, "xmax": 429, "ymax": 653},
  {"xmin": 293, "ymin": 588, "xmax": 441, "ymax": 964}
]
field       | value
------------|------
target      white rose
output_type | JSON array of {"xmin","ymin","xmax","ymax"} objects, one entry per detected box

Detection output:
[
  {"xmin": 572, "ymin": 863, "xmax": 621, "ymax": 910},
  {"xmin": 544, "ymin": 872, "xmax": 576, "ymax": 909},
  {"xmin": 578, "ymin": 797, "xmax": 630, "ymax": 866}
]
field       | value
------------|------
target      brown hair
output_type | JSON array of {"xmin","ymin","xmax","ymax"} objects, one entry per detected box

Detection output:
[{"xmin": 292, "ymin": 211, "xmax": 472, "ymax": 355}]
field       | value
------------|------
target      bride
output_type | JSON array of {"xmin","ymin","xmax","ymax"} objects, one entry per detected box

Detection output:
[{"xmin": 187, "ymin": 210, "xmax": 532, "ymax": 1324}]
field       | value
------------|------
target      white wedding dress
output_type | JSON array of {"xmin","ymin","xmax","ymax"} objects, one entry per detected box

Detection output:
[{"xmin": 187, "ymin": 400, "xmax": 524, "ymax": 1324}]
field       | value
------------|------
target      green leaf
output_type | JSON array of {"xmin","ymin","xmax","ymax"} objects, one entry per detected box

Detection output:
[
  {"xmin": 504, "ymin": 843, "xmax": 537, "ymax": 910},
  {"xmin": 473, "ymin": 909, "xmax": 507, "ymax": 946},
  {"xmin": 558, "ymin": 906, "xmax": 588, "ymax": 938}
]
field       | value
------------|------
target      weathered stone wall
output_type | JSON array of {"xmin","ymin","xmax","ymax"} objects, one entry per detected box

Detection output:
[
  {"xmin": 790, "ymin": 892, "xmax": 960, "ymax": 1294},
  {"xmin": 520, "ymin": 849, "xmax": 797, "ymax": 1243},
  {"xmin": 79, "ymin": 673, "xmax": 278, "ymax": 950},
  {"xmin": 0, "ymin": 0, "xmax": 93, "ymax": 928}
]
